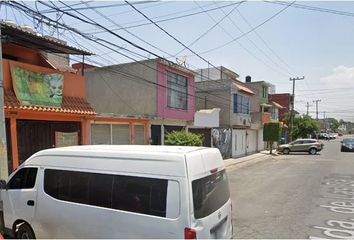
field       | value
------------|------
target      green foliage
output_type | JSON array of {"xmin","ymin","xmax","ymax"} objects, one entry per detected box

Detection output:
[
  {"xmin": 327, "ymin": 118, "xmax": 340, "ymax": 132},
  {"xmin": 291, "ymin": 115, "xmax": 320, "ymax": 139},
  {"xmin": 165, "ymin": 131, "xmax": 204, "ymax": 147},
  {"xmin": 263, "ymin": 122, "xmax": 282, "ymax": 142}
]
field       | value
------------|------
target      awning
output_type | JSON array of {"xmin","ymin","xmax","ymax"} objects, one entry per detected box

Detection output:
[
  {"xmin": 271, "ymin": 101, "xmax": 285, "ymax": 109},
  {"xmin": 232, "ymin": 82, "xmax": 255, "ymax": 95},
  {"xmin": 4, "ymin": 90, "xmax": 95, "ymax": 115},
  {"xmin": 260, "ymin": 103, "xmax": 272, "ymax": 108},
  {"xmin": 280, "ymin": 122, "xmax": 288, "ymax": 128}
]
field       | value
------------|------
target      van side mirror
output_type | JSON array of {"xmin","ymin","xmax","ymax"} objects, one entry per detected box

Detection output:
[{"xmin": 0, "ymin": 179, "xmax": 7, "ymax": 190}]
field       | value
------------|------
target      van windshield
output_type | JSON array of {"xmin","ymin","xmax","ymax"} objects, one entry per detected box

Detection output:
[{"xmin": 192, "ymin": 169, "xmax": 230, "ymax": 219}]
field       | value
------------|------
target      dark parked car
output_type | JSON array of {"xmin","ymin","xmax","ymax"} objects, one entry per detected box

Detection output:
[
  {"xmin": 341, "ymin": 138, "xmax": 354, "ymax": 152},
  {"xmin": 318, "ymin": 133, "xmax": 330, "ymax": 140}
]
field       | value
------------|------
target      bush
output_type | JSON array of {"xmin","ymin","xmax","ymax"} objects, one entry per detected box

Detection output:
[
  {"xmin": 165, "ymin": 131, "xmax": 204, "ymax": 146},
  {"xmin": 263, "ymin": 122, "xmax": 281, "ymax": 154},
  {"xmin": 263, "ymin": 122, "xmax": 281, "ymax": 142}
]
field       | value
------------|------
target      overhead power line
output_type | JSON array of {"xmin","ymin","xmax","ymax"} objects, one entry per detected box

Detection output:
[
  {"xmin": 198, "ymin": 0, "xmax": 296, "ymax": 55},
  {"xmin": 125, "ymin": 0, "xmax": 277, "ymax": 83},
  {"xmin": 89, "ymin": 1, "xmax": 245, "ymax": 34},
  {"xmin": 48, "ymin": 1, "xmax": 249, "ymax": 106},
  {"xmin": 235, "ymin": 7, "xmax": 298, "ymax": 76},
  {"xmin": 173, "ymin": 1, "xmax": 245, "ymax": 57},
  {"xmin": 42, "ymin": 1, "xmax": 157, "ymax": 14},
  {"xmin": 211, "ymin": 1, "xmax": 292, "ymax": 77},
  {"xmin": 264, "ymin": 1, "xmax": 354, "ymax": 18},
  {"xmin": 72, "ymin": 2, "xmax": 169, "ymax": 28},
  {"xmin": 7, "ymin": 1, "xmax": 253, "ymax": 109},
  {"xmin": 82, "ymin": 1, "xmax": 173, "ymax": 58},
  {"xmin": 189, "ymin": 1, "xmax": 291, "ymax": 77}
]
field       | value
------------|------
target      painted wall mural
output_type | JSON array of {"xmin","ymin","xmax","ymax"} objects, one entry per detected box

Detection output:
[
  {"xmin": 212, "ymin": 127, "xmax": 232, "ymax": 159},
  {"xmin": 11, "ymin": 65, "xmax": 64, "ymax": 107}
]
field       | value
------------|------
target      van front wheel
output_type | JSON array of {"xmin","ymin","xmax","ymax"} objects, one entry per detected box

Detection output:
[{"xmin": 16, "ymin": 223, "xmax": 35, "ymax": 239}]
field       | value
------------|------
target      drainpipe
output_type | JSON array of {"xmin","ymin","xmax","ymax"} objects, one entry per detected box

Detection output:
[{"xmin": 0, "ymin": 27, "xmax": 9, "ymax": 180}]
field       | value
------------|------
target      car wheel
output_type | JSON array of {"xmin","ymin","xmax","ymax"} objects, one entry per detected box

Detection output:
[
  {"xmin": 309, "ymin": 148, "xmax": 317, "ymax": 155},
  {"xmin": 16, "ymin": 223, "xmax": 35, "ymax": 239},
  {"xmin": 283, "ymin": 148, "xmax": 290, "ymax": 155}
]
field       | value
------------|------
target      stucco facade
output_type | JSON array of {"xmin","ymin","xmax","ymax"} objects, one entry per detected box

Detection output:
[
  {"xmin": 85, "ymin": 58, "xmax": 196, "ymax": 145},
  {"xmin": 86, "ymin": 60, "xmax": 157, "ymax": 118}
]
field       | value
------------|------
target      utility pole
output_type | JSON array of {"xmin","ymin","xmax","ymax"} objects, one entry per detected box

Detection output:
[
  {"xmin": 289, "ymin": 76, "xmax": 304, "ymax": 141},
  {"xmin": 0, "ymin": 27, "xmax": 9, "ymax": 179},
  {"xmin": 313, "ymin": 99, "xmax": 321, "ymax": 121},
  {"xmin": 306, "ymin": 102, "xmax": 311, "ymax": 116}
]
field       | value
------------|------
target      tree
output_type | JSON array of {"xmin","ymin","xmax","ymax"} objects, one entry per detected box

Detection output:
[
  {"xmin": 327, "ymin": 118, "xmax": 339, "ymax": 132},
  {"xmin": 165, "ymin": 131, "xmax": 204, "ymax": 146},
  {"xmin": 263, "ymin": 122, "xmax": 281, "ymax": 154},
  {"xmin": 284, "ymin": 114, "xmax": 320, "ymax": 139}
]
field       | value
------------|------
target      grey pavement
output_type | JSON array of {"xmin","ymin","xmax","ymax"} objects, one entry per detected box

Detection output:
[
  {"xmin": 227, "ymin": 138, "xmax": 354, "ymax": 239},
  {"xmin": 224, "ymin": 150, "xmax": 275, "ymax": 169}
]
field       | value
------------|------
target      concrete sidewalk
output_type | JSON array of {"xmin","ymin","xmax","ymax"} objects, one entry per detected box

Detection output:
[{"xmin": 224, "ymin": 150, "xmax": 276, "ymax": 168}]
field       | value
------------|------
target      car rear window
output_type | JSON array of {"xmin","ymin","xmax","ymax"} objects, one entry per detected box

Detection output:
[
  {"xmin": 343, "ymin": 139, "xmax": 354, "ymax": 144},
  {"xmin": 192, "ymin": 169, "xmax": 230, "ymax": 219}
]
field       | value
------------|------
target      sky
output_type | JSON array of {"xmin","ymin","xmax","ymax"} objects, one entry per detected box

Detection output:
[{"xmin": 2, "ymin": 1, "xmax": 354, "ymax": 121}]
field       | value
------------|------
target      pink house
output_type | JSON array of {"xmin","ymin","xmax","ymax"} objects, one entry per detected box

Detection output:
[{"xmin": 85, "ymin": 58, "xmax": 196, "ymax": 145}]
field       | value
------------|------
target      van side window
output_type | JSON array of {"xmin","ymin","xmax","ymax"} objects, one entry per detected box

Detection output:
[
  {"xmin": 8, "ymin": 168, "xmax": 38, "ymax": 189},
  {"xmin": 44, "ymin": 169, "xmax": 168, "ymax": 217},
  {"xmin": 112, "ymin": 175, "xmax": 167, "ymax": 217},
  {"xmin": 192, "ymin": 169, "xmax": 230, "ymax": 219}
]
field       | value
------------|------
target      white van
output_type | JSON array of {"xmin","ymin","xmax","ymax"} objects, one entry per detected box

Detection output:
[{"xmin": 0, "ymin": 145, "xmax": 232, "ymax": 239}]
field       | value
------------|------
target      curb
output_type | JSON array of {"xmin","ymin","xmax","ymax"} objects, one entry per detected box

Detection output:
[{"xmin": 224, "ymin": 152, "xmax": 273, "ymax": 169}]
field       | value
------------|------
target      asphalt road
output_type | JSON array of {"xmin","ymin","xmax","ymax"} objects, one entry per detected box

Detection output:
[{"xmin": 228, "ymin": 138, "xmax": 354, "ymax": 239}]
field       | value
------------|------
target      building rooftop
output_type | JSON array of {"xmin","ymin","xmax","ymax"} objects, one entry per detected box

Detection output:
[{"xmin": 1, "ymin": 21, "xmax": 93, "ymax": 55}]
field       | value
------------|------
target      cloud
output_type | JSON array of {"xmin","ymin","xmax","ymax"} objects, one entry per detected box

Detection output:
[{"xmin": 320, "ymin": 65, "xmax": 354, "ymax": 88}]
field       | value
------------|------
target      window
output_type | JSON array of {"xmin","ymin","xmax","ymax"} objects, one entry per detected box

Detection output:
[
  {"xmin": 134, "ymin": 125, "xmax": 145, "ymax": 145},
  {"xmin": 91, "ymin": 124, "xmax": 111, "ymax": 144},
  {"xmin": 167, "ymin": 71, "xmax": 188, "ymax": 110},
  {"xmin": 8, "ymin": 168, "xmax": 38, "ymax": 189},
  {"xmin": 112, "ymin": 124, "xmax": 130, "ymax": 145},
  {"xmin": 192, "ymin": 170, "xmax": 230, "ymax": 219},
  {"xmin": 233, "ymin": 94, "xmax": 250, "ymax": 114},
  {"xmin": 44, "ymin": 169, "xmax": 168, "ymax": 217},
  {"xmin": 91, "ymin": 124, "xmax": 134, "ymax": 145},
  {"xmin": 262, "ymin": 87, "xmax": 268, "ymax": 98}
]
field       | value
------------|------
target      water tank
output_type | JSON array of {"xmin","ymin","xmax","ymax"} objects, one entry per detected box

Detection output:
[{"xmin": 245, "ymin": 75, "xmax": 251, "ymax": 83}]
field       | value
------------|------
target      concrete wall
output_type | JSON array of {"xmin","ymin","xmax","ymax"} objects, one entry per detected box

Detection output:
[
  {"xmin": 258, "ymin": 128, "xmax": 265, "ymax": 151},
  {"xmin": 85, "ymin": 60, "xmax": 157, "ymax": 117},
  {"xmin": 195, "ymin": 80, "xmax": 231, "ymax": 126},
  {"xmin": 194, "ymin": 108, "xmax": 220, "ymax": 127},
  {"xmin": 195, "ymin": 66, "xmax": 238, "ymax": 82},
  {"xmin": 245, "ymin": 82, "xmax": 269, "ymax": 113}
]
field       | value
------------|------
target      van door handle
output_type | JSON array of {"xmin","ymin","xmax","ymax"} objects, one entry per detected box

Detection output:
[{"xmin": 27, "ymin": 200, "xmax": 35, "ymax": 206}]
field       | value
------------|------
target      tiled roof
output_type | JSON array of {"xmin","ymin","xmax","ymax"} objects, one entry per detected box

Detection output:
[
  {"xmin": 1, "ymin": 21, "xmax": 93, "ymax": 55},
  {"xmin": 4, "ymin": 90, "xmax": 95, "ymax": 115},
  {"xmin": 232, "ymin": 82, "xmax": 255, "ymax": 95}
]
